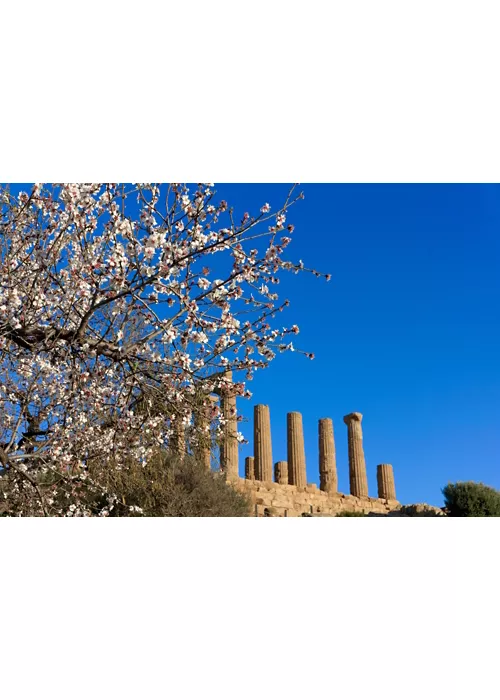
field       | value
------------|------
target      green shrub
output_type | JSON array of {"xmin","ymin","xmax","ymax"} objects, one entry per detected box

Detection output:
[
  {"xmin": 336, "ymin": 511, "xmax": 366, "ymax": 517},
  {"xmin": 442, "ymin": 481, "xmax": 500, "ymax": 517}
]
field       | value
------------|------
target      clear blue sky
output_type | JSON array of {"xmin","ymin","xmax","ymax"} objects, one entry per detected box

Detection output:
[
  {"xmin": 7, "ymin": 183, "xmax": 499, "ymax": 506},
  {"xmin": 216, "ymin": 184, "xmax": 500, "ymax": 506}
]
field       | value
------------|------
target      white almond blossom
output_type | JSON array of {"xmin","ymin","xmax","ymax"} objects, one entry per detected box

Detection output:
[{"xmin": 0, "ymin": 183, "xmax": 328, "ymax": 516}]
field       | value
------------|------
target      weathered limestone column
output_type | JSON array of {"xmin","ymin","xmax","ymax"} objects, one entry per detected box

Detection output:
[
  {"xmin": 287, "ymin": 412, "xmax": 306, "ymax": 488},
  {"xmin": 274, "ymin": 460, "xmax": 288, "ymax": 485},
  {"xmin": 318, "ymin": 418, "xmax": 338, "ymax": 493},
  {"xmin": 377, "ymin": 463, "xmax": 396, "ymax": 500},
  {"xmin": 171, "ymin": 416, "xmax": 186, "ymax": 458},
  {"xmin": 193, "ymin": 396, "xmax": 216, "ymax": 470},
  {"xmin": 343, "ymin": 412, "xmax": 369, "ymax": 497},
  {"xmin": 245, "ymin": 456, "xmax": 255, "ymax": 481},
  {"xmin": 254, "ymin": 404, "xmax": 273, "ymax": 482},
  {"xmin": 219, "ymin": 371, "xmax": 239, "ymax": 480}
]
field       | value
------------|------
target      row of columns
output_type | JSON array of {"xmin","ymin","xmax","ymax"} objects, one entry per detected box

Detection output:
[
  {"xmin": 245, "ymin": 406, "xmax": 396, "ymax": 500},
  {"xmin": 171, "ymin": 373, "xmax": 396, "ymax": 501},
  {"xmin": 180, "ymin": 371, "xmax": 239, "ymax": 477}
]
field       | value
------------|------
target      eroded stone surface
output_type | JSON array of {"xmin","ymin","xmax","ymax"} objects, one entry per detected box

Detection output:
[
  {"xmin": 319, "ymin": 418, "xmax": 338, "ymax": 494},
  {"xmin": 233, "ymin": 478, "xmax": 399, "ymax": 517},
  {"xmin": 245, "ymin": 456, "xmax": 255, "ymax": 481},
  {"xmin": 254, "ymin": 404, "xmax": 273, "ymax": 482},
  {"xmin": 343, "ymin": 412, "xmax": 369, "ymax": 498},
  {"xmin": 377, "ymin": 463, "xmax": 396, "ymax": 501},
  {"xmin": 274, "ymin": 460, "xmax": 288, "ymax": 485},
  {"xmin": 287, "ymin": 412, "xmax": 306, "ymax": 488},
  {"xmin": 218, "ymin": 371, "xmax": 238, "ymax": 479}
]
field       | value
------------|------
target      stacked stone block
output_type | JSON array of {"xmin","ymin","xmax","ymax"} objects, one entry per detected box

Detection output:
[{"xmin": 235, "ymin": 479, "xmax": 395, "ymax": 517}]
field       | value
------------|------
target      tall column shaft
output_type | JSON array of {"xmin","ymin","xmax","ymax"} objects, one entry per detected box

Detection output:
[
  {"xmin": 319, "ymin": 418, "xmax": 338, "ymax": 493},
  {"xmin": 377, "ymin": 463, "xmax": 396, "ymax": 500},
  {"xmin": 219, "ymin": 371, "xmax": 239, "ymax": 480},
  {"xmin": 193, "ymin": 396, "xmax": 215, "ymax": 470},
  {"xmin": 274, "ymin": 460, "xmax": 288, "ymax": 485},
  {"xmin": 254, "ymin": 404, "xmax": 273, "ymax": 482},
  {"xmin": 245, "ymin": 456, "xmax": 255, "ymax": 481},
  {"xmin": 171, "ymin": 416, "xmax": 186, "ymax": 457},
  {"xmin": 343, "ymin": 412, "xmax": 368, "ymax": 497},
  {"xmin": 287, "ymin": 412, "xmax": 306, "ymax": 488}
]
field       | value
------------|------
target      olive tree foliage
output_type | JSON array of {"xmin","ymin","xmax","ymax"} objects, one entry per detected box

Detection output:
[
  {"xmin": 0, "ymin": 183, "xmax": 328, "ymax": 515},
  {"xmin": 442, "ymin": 481, "xmax": 500, "ymax": 517}
]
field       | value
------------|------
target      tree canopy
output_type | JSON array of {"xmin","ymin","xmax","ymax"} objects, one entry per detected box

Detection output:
[{"xmin": 0, "ymin": 183, "xmax": 327, "ymax": 515}]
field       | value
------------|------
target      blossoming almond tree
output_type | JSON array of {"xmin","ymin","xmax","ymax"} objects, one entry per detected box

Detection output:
[{"xmin": 0, "ymin": 183, "xmax": 329, "ymax": 515}]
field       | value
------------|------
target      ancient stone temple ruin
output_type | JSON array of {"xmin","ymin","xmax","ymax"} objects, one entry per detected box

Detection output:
[
  {"xmin": 234, "ymin": 407, "xmax": 399, "ymax": 517},
  {"xmin": 184, "ymin": 372, "xmax": 400, "ymax": 516}
]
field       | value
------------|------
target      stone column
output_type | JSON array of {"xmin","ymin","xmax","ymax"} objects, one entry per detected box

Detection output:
[
  {"xmin": 377, "ymin": 463, "xmax": 396, "ymax": 500},
  {"xmin": 193, "ymin": 396, "xmax": 216, "ymax": 470},
  {"xmin": 254, "ymin": 404, "xmax": 273, "ymax": 482},
  {"xmin": 219, "ymin": 371, "xmax": 239, "ymax": 480},
  {"xmin": 343, "ymin": 412, "xmax": 368, "ymax": 498},
  {"xmin": 245, "ymin": 456, "xmax": 255, "ymax": 481},
  {"xmin": 287, "ymin": 412, "xmax": 306, "ymax": 488},
  {"xmin": 274, "ymin": 460, "xmax": 288, "ymax": 485},
  {"xmin": 171, "ymin": 416, "xmax": 186, "ymax": 458},
  {"xmin": 318, "ymin": 418, "xmax": 338, "ymax": 493}
]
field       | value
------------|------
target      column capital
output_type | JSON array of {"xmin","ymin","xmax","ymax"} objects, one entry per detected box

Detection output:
[{"xmin": 343, "ymin": 412, "xmax": 363, "ymax": 424}]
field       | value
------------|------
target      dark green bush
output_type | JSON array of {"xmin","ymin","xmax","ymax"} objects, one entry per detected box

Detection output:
[
  {"xmin": 336, "ymin": 511, "xmax": 366, "ymax": 517},
  {"xmin": 442, "ymin": 481, "xmax": 500, "ymax": 517}
]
